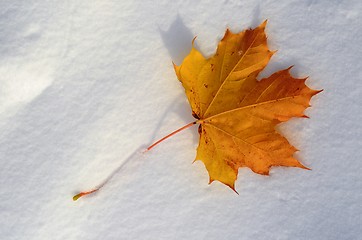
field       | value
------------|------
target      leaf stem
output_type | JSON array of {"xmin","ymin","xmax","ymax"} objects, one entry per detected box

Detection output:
[
  {"xmin": 146, "ymin": 121, "xmax": 197, "ymax": 151},
  {"xmin": 73, "ymin": 189, "xmax": 99, "ymax": 201}
]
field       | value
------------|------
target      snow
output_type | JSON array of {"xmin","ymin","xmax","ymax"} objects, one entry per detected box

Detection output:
[{"xmin": 1, "ymin": 0, "xmax": 361, "ymax": 239}]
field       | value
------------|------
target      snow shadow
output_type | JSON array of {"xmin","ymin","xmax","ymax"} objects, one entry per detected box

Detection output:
[
  {"xmin": 73, "ymin": 147, "xmax": 145, "ymax": 197},
  {"xmin": 251, "ymin": 4, "xmax": 262, "ymax": 27},
  {"xmin": 158, "ymin": 14, "xmax": 195, "ymax": 65},
  {"xmin": 146, "ymin": 94, "xmax": 197, "ymax": 147},
  {"xmin": 148, "ymin": 15, "xmax": 199, "ymax": 146}
]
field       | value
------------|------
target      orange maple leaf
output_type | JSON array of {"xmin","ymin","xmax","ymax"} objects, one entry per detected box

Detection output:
[
  {"xmin": 73, "ymin": 21, "xmax": 321, "ymax": 200},
  {"xmin": 171, "ymin": 20, "xmax": 321, "ymax": 191}
]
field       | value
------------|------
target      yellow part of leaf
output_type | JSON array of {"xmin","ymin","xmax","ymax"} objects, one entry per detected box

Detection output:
[{"xmin": 174, "ymin": 21, "xmax": 321, "ymax": 190}]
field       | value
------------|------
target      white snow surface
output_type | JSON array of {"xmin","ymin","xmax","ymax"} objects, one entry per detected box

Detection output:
[{"xmin": 1, "ymin": 1, "xmax": 361, "ymax": 239}]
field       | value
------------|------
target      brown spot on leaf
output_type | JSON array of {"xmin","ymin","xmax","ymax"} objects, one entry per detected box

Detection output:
[
  {"xmin": 192, "ymin": 111, "xmax": 200, "ymax": 119},
  {"xmin": 210, "ymin": 63, "xmax": 215, "ymax": 72}
]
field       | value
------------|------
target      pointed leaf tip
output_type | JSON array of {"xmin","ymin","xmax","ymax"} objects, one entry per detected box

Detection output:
[
  {"xmin": 287, "ymin": 65, "xmax": 294, "ymax": 71},
  {"xmin": 229, "ymin": 184, "xmax": 239, "ymax": 195},
  {"xmin": 300, "ymin": 164, "xmax": 311, "ymax": 171},
  {"xmin": 208, "ymin": 177, "xmax": 214, "ymax": 184},
  {"xmin": 222, "ymin": 28, "xmax": 232, "ymax": 41},
  {"xmin": 314, "ymin": 89, "xmax": 324, "ymax": 95},
  {"xmin": 192, "ymin": 36, "xmax": 197, "ymax": 46},
  {"xmin": 260, "ymin": 19, "xmax": 268, "ymax": 28}
]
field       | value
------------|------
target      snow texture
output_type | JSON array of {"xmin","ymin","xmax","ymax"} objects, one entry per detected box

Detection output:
[{"xmin": 1, "ymin": 1, "xmax": 361, "ymax": 239}]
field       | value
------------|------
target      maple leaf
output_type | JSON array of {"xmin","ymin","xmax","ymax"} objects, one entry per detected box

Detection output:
[
  {"xmin": 73, "ymin": 21, "xmax": 321, "ymax": 201},
  {"xmin": 172, "ymin": 20, "xmax": 321, "ymax": 191}
]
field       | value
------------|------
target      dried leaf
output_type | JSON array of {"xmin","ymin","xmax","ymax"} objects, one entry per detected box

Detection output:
[{"xmin": 174, "ymin": 21, "xmax": 321, "ymax": 191}]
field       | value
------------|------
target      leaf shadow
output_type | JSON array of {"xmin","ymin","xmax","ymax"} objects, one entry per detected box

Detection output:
[
  {"xmin": 147, "ymin": 14, "xmax": 199, "ymax": 147},
  {"xmin": 74, "ymin": 147, "xmax": 145, "ymax": 195},
  {"xmin": 250, "ymin": 4, "xmax": 262, "ymax": 27},
  {"xmin": 146, "ymin": 94, "xmax": 198, "ymax": 148},
  {"xmin": 260, "ymin": 56, "xmax": 307, "ymax": 80},
  {"xmin": 158, "ymin": 14, "xmax": 196, "ymax": 65}
]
